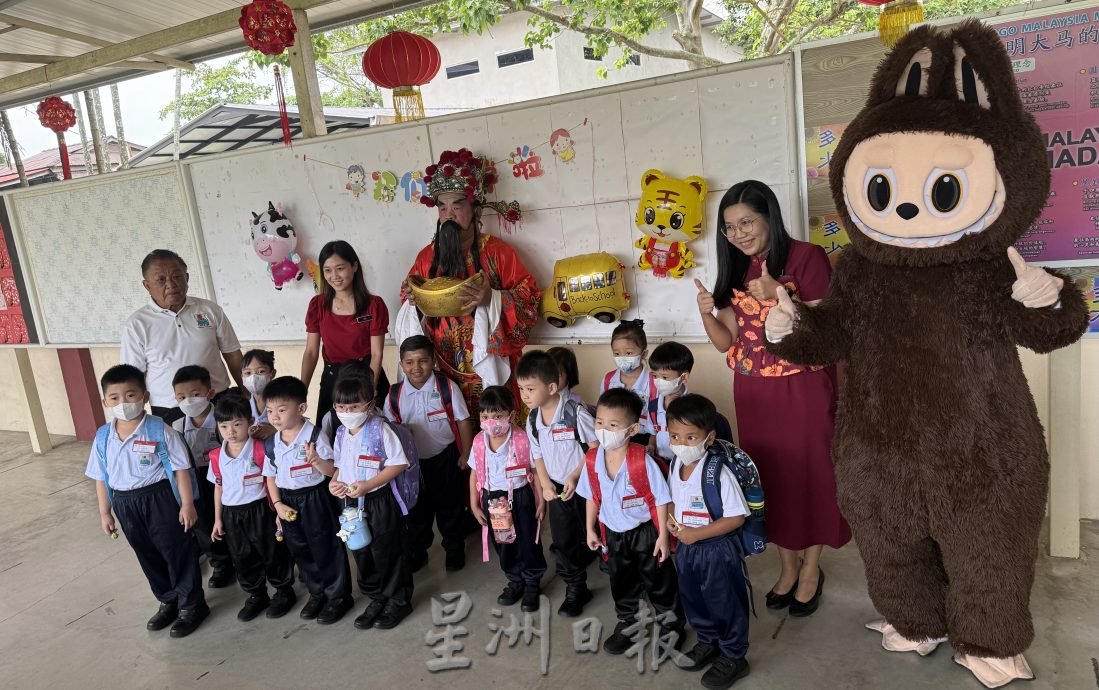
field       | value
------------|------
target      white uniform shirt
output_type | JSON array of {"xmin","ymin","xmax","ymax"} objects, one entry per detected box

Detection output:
[
  {"xmin": 601, "ymin": 368, "xmax": 657, "ymax": 434},
  {"xmin": 249, "ymin": 397, "xmax": 269, "ymax": 425},
  {"xmin": 260, "ymin": 420, "xmax": 334, "ymax": 490},
  {"xmin": 527, "ymin": 395, "xmax": 596, "ymax": 484},
  {"xmin": 334, "ymin": 418, "xmax": 408, "ymax": 493},
  {"xmin": 207, "ymin": 439, "xmax": 267, "ymax": 506},
  {"xmin": 651, "ymin": 387, "xmax": 688, "ymax": 463},
  {"xmin": 85, "ymin": 415, "xmax": 191, "ymax": 491},
  {"xmin": 384, "ymin": 374, "xmax": 469, "ymax": 458},
  {"xmin": 575, "ymin": 446, "xmax": 671, "ymax": 533},
  {"xmin": 120, "ymin": 296, "xmax": 241, "ymax": 408},
  {"xmin": 468, "ymin": 430, "xmax": 529, "ymax": 492},
  {"xmin": 175, "ymin": 410, "xmax": 219, "ymax": 468},
  {"xmin": 669, "ymin": 456, "xmax": 750, "ymax": 527}
]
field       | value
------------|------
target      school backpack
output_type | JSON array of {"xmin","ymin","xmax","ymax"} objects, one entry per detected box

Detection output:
[
  {"xmin": 646, "ymin": 397, "xmax": 734, "ymax": 445},
  {"xmin": 701, "ymin": 439, "xmax": 766, "ymax": 557},
  {"xmin": 334, "ymin": 415, "xmax": 421, "ymax": 515},
  {"xmin": 583, "ymin": 442, "xmax": 659, "ymax": 561},
  {"xmin": 527, "ymin": 396, "xmax": 592, "ymax": 452},
  {"xmin": 209, "ymin": 440, "xmax": 273, "ymax": 508},
  {"xmin": 471, "ymin": 427, "xmax": 543, "ymax": 562},
  {"xmin": 387, "ymin": 375, "xmax": 461, "ymax": 446},
  {"xmin": 94, "ymin": 415, "xmax": 200, "ymax": 506},
  {"xmin": 263, "ymin": 420, "xmax": 326, "ymax": 473}
]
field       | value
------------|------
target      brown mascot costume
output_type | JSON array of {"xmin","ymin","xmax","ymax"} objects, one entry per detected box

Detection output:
[{"xmin": 764, "ymin": 20, "xmax": 1088, "ymax": 688}]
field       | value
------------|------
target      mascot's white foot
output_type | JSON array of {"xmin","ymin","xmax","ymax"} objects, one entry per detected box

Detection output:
[
  {"xmin": 953, "ymin": 653, "xmax": 1034, "ymax": 688},
  {"xmin": 865, "ymin": 619, "xmax": 947, "ymax": 656}
]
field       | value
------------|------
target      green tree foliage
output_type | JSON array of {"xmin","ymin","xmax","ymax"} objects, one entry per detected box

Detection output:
[{"xmin": 158, "ymin": 60, "xmax": 272, "ymax": 120}]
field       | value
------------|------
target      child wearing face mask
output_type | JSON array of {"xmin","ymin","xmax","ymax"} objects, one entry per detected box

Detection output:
[
  {"xmin": 469, "ymin": 386, "xmax": 548, "ymax": 613},
  {"xmin": 329, "ymin": 372, "xmax": 415, "ymax": 631},
  {"xmin": 666, "ymin": 394, "xmax": 752, "ymax": 689},
  {"xmin": 601, "ymin": 320, "xmax": 656, "ymax": 446},
  {"xmin": 172, "ymin": 364, "xmax": 234, "ymax": 588},
  {"xmin": 647, "ymin": 342, "xmax": 694, "ymax": 467},
  {"xmin": 241, "ymin": 349, "xmax": 277, "ymax": 441}
]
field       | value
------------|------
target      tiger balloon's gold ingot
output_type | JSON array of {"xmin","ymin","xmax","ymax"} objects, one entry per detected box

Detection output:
[{"xmin": 408, "ymin": 273, "xmax": 485, "ymax": 318}]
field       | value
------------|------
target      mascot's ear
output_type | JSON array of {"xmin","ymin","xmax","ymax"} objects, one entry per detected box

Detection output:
[
  {"xmin": 641, "ymin": 169, "xmax": 666, "ymax": 188},
  {"xmin": 251, "ymin": 211, "xmax": 260, "ymax": 223},
  {"xmin": 685, "ymin": 176, "xmax": 708, "ymax": 198},
  {"xmin": 865, "ymin": 25, "xmax": 950, "ymax": 107},
  {"xmin": 948, "ymin": 20, "xmax": 1016, "ymax": 113}
]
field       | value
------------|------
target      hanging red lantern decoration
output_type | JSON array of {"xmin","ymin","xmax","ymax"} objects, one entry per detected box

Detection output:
[
  {"xmin": 362, "ymin": 31, "xmax": 441, "ymax": 122},
  {"xmin": 859, "ymin": 0, "xmax": 925, "ymax": 47},
  {"xmin": 37, "ymin": 96, "xmax": 76, "ymax": 180},
  {"xmin": 239, "ymin": 0, "xmax": 296, "ymax": 56}
]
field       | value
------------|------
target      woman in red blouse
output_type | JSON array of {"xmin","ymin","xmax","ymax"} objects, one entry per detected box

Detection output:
[
  {"xmin": 696, "ymin": 180, "xmax": 850, "ymax": 618},
  {"xmin": 301, "ymin": 240, "xmax": 390, "ymax": 422}
]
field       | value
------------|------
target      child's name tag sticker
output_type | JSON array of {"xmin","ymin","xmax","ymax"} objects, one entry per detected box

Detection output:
[
  {"xmin": 681, "ymin": 510, "xmax": 710, "ymax": 527},
  {"xmin": 551, "ymin": 426, "xmax": 575, "ymax": 442},
  {"xmin": 243, "ymin": 472, "xmax": 264, "ymax": 487},
  {"xmin": 133, "ymin": 440, "xmax": 157, "ymax": 454},
  {"xmin": 357, "ymin": 455, "xmax": 381, "ymax": 471},
  {"xmin": 289, "ymin": 463, "xmax": 314, "ymax": 478},
  {"xmin": 505, "ymin": 465, "xmax": 528, "ymax": 479},
  {"xmin": 621, "ymin": 494, "xmax": 646, "ymax": 510}
]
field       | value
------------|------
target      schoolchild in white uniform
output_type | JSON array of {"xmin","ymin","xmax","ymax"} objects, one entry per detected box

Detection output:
[
  {"xmin": 240, "ymin": 348, "xmax": 277, "ymax": 441},
  {"xmin": 208, "ymin": 394, "xmax": 295, "ymax": 622},
  {"xmin": 261, "ymin": 376, "xmax": 353, "ymax": 625},
  {"xmin": 600, "ymin": 319, "xmax": 656, "ymax": 446},
  {"xmin": 329, "ymin": 372, "xmax": 415, "ymax": 631},
  {"xmin": 86, "ymin": 364, "xmax": 207, "ymax": 638},
  {"xmin": 647, "ymin": 342, "xmax": 694, "ymax": 467}
]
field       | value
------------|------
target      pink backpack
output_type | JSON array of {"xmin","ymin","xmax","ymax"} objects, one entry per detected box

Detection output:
[{"xmin": 471, "ymin": 427, "xmax": 543, "ymax": 562}]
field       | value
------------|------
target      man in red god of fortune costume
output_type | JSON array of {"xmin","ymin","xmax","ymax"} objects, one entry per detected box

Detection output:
[{"xmin": 764, "ymin": 21, "xmax": 1087, "ymax": 688}]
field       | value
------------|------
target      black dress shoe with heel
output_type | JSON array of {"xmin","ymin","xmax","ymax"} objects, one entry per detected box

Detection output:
[
  {"xmin": 765, "ymin": 579, "xmax": 798, "ymax": 610},
  {"xmin": 789, "ymin": 569, "xmax": 825, "ymax": 617}
]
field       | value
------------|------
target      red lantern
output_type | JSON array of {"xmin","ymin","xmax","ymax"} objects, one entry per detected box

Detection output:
[
  {"xmin": 239, "ymin": 0, "xmax": 296, "ymax": 56},
  {"xmin": 37, "ymin": 96, "xmax": 76, "ymax": 180},
  {"xmin": 362, "ymin": 32, "xmax": 441, "ymax": 122}
]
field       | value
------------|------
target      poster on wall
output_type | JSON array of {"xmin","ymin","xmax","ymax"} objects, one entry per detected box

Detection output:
[
  {"xmin": 0, "ymin": 196, "xmax": 37, "ymax": 344},
  {"xmin": 996, "ymin": 8, "xmax": 1099, "ymax": 263},
  {"xmin": 805, "ymin": 125, "xmax": 853, "ymax": 259}
]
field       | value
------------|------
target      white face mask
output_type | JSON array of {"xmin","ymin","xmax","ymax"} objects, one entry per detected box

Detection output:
[
  {"xmin": 653, "ymin": 375, "xmax": 683, "ymax": 396},
  {"xmin": 179, "ymin": 396, "xmax": 210, "ymax": 419},
  {"xmin": 595, "ymin": 426, "xmax": 633, "ymax": 450},
  {"xmin": 615, "ymin": 356, "xmax": 642, "ymax": 373},
  {"xmin": 111, "ymin": 401, "xmax": 145, "ymax": 421},
  {"xmin": 244, "ymin": 374, "xmax": 270, "ymax": 396},
  {"xmin": 336, "ymin": 410, "xmax": 370, "ymax": 429},
  {"xmin": 671, "ymin": 439, "xmax": 710, "ymax": 465}
]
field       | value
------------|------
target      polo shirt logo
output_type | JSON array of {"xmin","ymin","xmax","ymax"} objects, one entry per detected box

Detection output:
[{"xmin": 194, "ymin": 312, "xmax": 212, "ymax": 328}]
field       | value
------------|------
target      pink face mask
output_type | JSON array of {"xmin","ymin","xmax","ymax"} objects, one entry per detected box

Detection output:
[{"xmin": 481, "ymin": 418, "xmax": 511, "ymax": 438}]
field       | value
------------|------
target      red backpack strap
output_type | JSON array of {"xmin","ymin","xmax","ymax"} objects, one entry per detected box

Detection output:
[
  {"xmin": 509, "ymin": 429, "xmax": 543, "ymax": 545},
  {"xmin": 625, "ymin": 443, "xmax": 660, "ymax": 529},
  {"xmin": 250, "ymin": 440, "xmax": 275, "ymax": 510},
  {"xmin": 472, "ymin": 432, "xmax": 492, "ymax": 562},
  {"xmin": 209, "ymin": 448, "xmax": 222, "ymax": 484},
  {"xmin": 602, "ymin": 370, "xmax": 614, "ymax": 392},
  {"xmin": 387, "ymin": 381, "xmax": 404, "ymax": 424},
  {"xmin": 584, "ymin": 447, "xmax": 609, "ymax": 561},
  {"xmin": 436, "ymin": 376, "xmax": 462, "ymax": 451}
]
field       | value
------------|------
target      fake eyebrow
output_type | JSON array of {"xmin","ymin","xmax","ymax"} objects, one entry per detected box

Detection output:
[
  {"xmin": 932, "ymin": 145, "xmax": 973, "ymax": 169},
  {"xmin": 863, "ymin": 143, "xmax": 895, "ymax": 168}
]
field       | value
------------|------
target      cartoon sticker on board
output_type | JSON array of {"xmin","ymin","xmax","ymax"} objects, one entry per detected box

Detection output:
[
  {"xmin": 634, "ymin": 169, "xmax": 707, "ymax": 279},
  {"xmin": 372, "ymin": 170, "xmax": 398, "ymax": 203},
  {"xmin": 250, "ymin": 201, "xmax": 305, "ymax": 290},
  {"xmin": 508, "ymin": 145, "xmax": 544, "ymax": 180},
  {"xmin": 346, "ymin": 164, "xmax": 367, "ymax": 197},
  {"xmin": 550, "ymin": 128, "xmax": 576, "ymax": 163}
]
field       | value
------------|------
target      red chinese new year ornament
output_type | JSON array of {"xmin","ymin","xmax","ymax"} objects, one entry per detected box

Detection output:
[
  {"xmin": 362, "ymin": 31, "xmax": 441, "ymax": 122},
  {"xmin": 239, "ymin": 0, "xmax": 296, "ymax": 55},
  {"xmin": 36, "ymin": 96, "xmax": 76, "ymax": 180}
]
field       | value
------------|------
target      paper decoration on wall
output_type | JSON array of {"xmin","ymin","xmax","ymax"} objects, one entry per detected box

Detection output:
[
  {"xmin": 540, "ymin": 252, "xmax": 630, "ymax": 328},
  {"xmin": 372, "ymin": 170, "xmax": 398, "ymax": 202},
  {"xmin": 400, "ymin": 170, "xmax": 427, "ymax": 203},
  {"xmin": 634, "ymin": 169, "xmax": 707, "ymax": 279},
  {"xmin": 550, "ymin": 128, "xmax": 576, "ymax": 163},
  {"xmin": 306, "ymin": 259, "xmax": 322, "ymax": 294},
  {"xmin": 508, "ymin": 145, "xmax": 544, "ymax": 180},
  {"xmin": 250, "ymin": 201, "xmax": 305, "ymax": 290},
  {"xmin": 346, "ymin": 164, "xmax": 368, "ymax": 197}
]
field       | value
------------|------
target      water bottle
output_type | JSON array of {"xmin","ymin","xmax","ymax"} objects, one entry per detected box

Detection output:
[
  {"xmin": 743, "ymin": 487, "xmax": 767, "ymax": 556},
  {"xmin": 746, "ymin": 487, "xmax": 765, "ymax": 517}
]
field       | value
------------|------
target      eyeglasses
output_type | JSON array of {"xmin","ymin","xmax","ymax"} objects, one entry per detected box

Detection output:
[
  {"xmin": 721, "ymin": 215, "xmax": 761, "ymax": 238},
  {"xmin": 149, "ymin": 273, "xmax": 187, "ymax": 287}
]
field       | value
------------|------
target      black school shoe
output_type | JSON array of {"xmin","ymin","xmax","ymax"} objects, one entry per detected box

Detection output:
[
  {"xmin": 355, "ymin": 600, "xmax": 387, "ymax": 630},
  {"xmin": 701, "ymin": 656, "xmax": 750, "ymax": 690},
  {"xmin": 316, "ymin": 597, "xmax": 353, "ymax": 625},
  {"xmin": 445, "ymin": 550, "xmax": 466, "ymax": 572},
  {"xmin": 603, "ymin": 623, "xmax": 632, "ymax": 655},
  {"xmin": 146, "ymin": 602, "xmax": 178, "ymax": 631},
  {"xmin": 300, "ymin": 594, "xmax": 326, "ymax": 620},
  {"xmin": 208, "ymin": 568, "xmax": 235, "ymax": 589},
  {"xmin": 266, "ymin": 587, "xmax": 297, "ymax": 618},
  {"xmin": 497, "ymin": 581, "xmax": 523, "ymax": 606},
  {"xmin": 521, "ymin": 584, "xmax": 541, "ymax": 613},
  {"xmin": 557, "ymin": 583, "xmax": 593, "ymax": 618},
  {"xmin": 170, "ymin": 603, "xmax": 210, "ymax": 638},
  {"xmin": 373, "ymin": 601, "xmax": 413, "ymax": 630},
  {"xmin": 237, "ymin": 593, "xmax": 270, "ymax": 622},
  {"xmin": 681, "ymin": 642, "xmax": 721, "ymax": 672}
]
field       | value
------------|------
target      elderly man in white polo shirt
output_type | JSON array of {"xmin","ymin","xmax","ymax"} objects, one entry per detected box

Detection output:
[{"xmin": 121, "ymin": 249, "xmax": 244, "ymax": 423}]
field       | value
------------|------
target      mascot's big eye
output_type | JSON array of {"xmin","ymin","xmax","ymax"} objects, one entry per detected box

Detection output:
[
  {"xmin": 260, "ymin": 223, "xmax": 268, "ymax": 234},
  {"xmin": 644, "ymin": 208, "xmax": 656, "ymax": 225},
  {"xmin": 865, "ymin": 171, "xmax": 894, "ymax": 213},
  {"xmin": 670, "ymin": 212, "xmax": 685, "ymax": 230},
  {"xmin": 924, "ymin": 169, "xmax": 968, "ymax": 217}
]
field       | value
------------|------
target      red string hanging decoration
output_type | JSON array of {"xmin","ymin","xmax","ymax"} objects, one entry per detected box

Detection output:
[
  {"xmin": 37, "ymin": 96, "xmax": 76, "ymax": 180},
  {"xmin": 273, "ymin": 66, "xmax": 293, "ymax": 147},
  {"xmin": 239, "ymin": 0, "xmax": 296, "ymax": 56}
]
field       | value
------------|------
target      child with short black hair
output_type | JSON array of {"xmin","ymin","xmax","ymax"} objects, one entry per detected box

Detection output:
[
  {"xmin": 469, "ymin": 386, "xmax": 547, "ymax": 612},
  {"xmin": 172, "ymin": 364, "xmax": 234, "ymax": 588},
  {"xmin": 577, "ymin": 387, "xmax": 684, "ymax": 655},
  {"xmin": 261, "ymin": 376, "xmax": 353, "ymax": 624},
  {"xmin": 517, "ymin": 350, "xmax": 597, "ymax": 617},
  {"xmin": 209, "ymin": 393, "xmax": 295, "ymax": 621},
  {"xmin": 386, "ymin": 335, "xmax": 473, "ymax": 573},
  {"xmin": 546, "ymin": 346, "xmax": 581, "ymax": 401},
  {"xmin": 241, "ymin": 348, "xmax": 277, "ymax": 440},
  {"xmin": 647, "ymin": 341, "xmax": 694, "ymax": 465},
  {"xmin": 329, "ymin": 371, "xmax": 415, "ymax": 630},
  {"xmin": 87, "ymin": 364, "xmax": 207, "ymax": 638},
  {"xmin": 666, "ymin": 394, "xmax": 752, "ymax": 689},
  {"xmin": 602, "ymin": 320, "xmax": 655, "ymax": 446}
]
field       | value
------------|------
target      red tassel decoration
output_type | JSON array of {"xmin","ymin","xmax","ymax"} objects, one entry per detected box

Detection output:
[
  {"xmin": 274, "ymin": 66, "xmax": 292, "ymax": 147},
  {"xmin": 57, "ymin": 133, "xmax": 71, "ymax": 179}
]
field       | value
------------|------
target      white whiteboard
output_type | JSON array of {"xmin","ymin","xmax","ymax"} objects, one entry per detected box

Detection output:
[
  {"xmin": 5, "ymin": 165, "xmax": 208, "ymax": 345},
  {"xmin": 188, "ymin": 55, "xmax": 798, "ymax": 343}
]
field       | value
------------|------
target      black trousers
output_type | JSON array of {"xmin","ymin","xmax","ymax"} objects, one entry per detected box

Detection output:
[
  {"xmin": 606, "ymin": 521, "xmax": 684, "ymax": 631},
  {"xmin": 193, "ymin": 473, "xmax": 233, "ymax": 572},
  {"xmin": 317, "ymin": 357, "xmax": 391, "ymax": 428},
  {"xmin": 676, "ymin": 537, "xmax": 749, "ymax": 660},
  {"xmin": 547, "ymin": 480, "xmax": 593, "ymax": 586},
  {"xmin": 406, "ymin": 442, "xmax": 466, "ymax": 560},
  {"xmin": 481, "ymin": 484, "xmax": 546, "ymax": 586},
  {"xmin": 113, "ymin": 480, "xmax": 205, "ymax": 610},
  {"xmin": 279, "ymin": 482, "xmax": 352, "ymax": 600},
  {"xmin": 223, "ymin": 497, "xmax": 294, "ymax": 595},
  {"xmin": 349, "ymin": 489, "xmax": 413, "ymax": 607}
]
